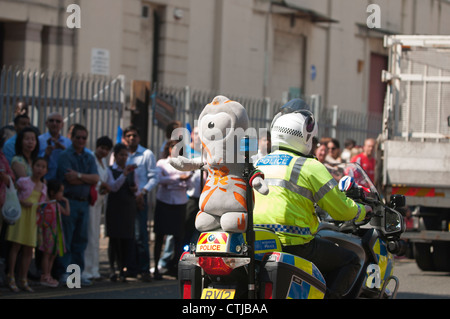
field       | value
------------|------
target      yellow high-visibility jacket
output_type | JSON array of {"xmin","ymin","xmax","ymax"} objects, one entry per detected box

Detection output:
[{"xmin": 253, "ymin": 150, "xmax": 366, "ymax": 246}]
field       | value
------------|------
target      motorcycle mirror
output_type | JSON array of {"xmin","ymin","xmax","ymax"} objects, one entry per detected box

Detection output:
[
  {"xmin": 384, "ymin": 208, "xmax": 405, "ymax": 235},
  {"xmin": 339, "ymin": 176, "xmax": 355, "ymax": 192}
]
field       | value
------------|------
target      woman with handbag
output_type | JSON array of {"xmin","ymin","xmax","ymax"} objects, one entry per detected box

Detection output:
[
  {"xmin": 0, "ymin": 148, "xmax": 15, "ymax": 226},
  {"xmin": 4, "ymin": 127, "xmax": 40, "ymax": 292},
  {"xmin": 0, "ymin": 128, "xmax": 16, "ymax": 290}
]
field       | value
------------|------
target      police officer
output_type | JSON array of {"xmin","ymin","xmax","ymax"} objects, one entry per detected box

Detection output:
[{"xmin": 253, "ymin": 99, "xmax": 371, "ymax": 299}]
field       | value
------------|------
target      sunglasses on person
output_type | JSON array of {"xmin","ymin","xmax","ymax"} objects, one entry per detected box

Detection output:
[{"xmin": 74, "ymin": 135, "xmax": 87, "ymax": 140}]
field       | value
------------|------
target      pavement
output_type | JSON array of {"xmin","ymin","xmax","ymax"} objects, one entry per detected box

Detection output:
[{"xmin": 0, "ymin": 224, "xmax": 178, "ymax": 298}]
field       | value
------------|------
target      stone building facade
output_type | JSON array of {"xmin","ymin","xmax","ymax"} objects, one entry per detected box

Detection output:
[{"xmin": 1, "ymin": 0, "xmax": 449, "ymax": 114}]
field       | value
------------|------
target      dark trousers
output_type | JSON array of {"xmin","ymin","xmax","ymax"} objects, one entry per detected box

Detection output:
[
  {"xmin": 126, "ymin": 199, "xmax": 151, "ymax": 276},
  {"xmin": 283, "ymin": 237, "xmax": 360, "ymax": 299},
  {"xmin": 182, "ymin": 197, "xmax": 200, "ymax": 247},
  {"xmin": 134, "ymin": 198, "xmax": 150, "ymax": 275},
  {"xmin": 108, "ymin": 237, "xmax": 134, "ymax": 276},
  {"xmin": 153, "ymin": 234, "xmax": 182, "ymax": 274},
  {"xmin": 59, "ymin": 199, "xmax": 90, "ymax": 274}
]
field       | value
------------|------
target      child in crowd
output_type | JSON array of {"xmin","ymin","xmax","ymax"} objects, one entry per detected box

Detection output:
[
  {"xmin": 6, "ymin": 157, "xmax": 48, "ymax": 292},
  {"xmin": 36, "ymin": 179, "xmax": 70, "ymax": 287},
  {"xmin": 105, "ymin": 143, "xmax": 139, "ymax": 282}
]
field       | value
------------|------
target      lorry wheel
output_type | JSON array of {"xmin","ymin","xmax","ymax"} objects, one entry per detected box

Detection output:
[
  {"xmin": 431, "ymin": 242, "xmax": 450, "ymax": 272},
  {"xmin": 413, "ymin": 243, "xmax": 434, "ymax": 271}
]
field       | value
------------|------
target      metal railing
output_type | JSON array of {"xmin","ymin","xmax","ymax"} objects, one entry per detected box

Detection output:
[
  {"xmin": 0, "ymin": 66, "xmax": 125, "ymax": 150},
  {"xmin": 149, "ymin": 84, "xmax": 382, "ymax": 158},
  {"xmin": 1, "ymin": 66, "xmax": 382, "ymax": 156}
]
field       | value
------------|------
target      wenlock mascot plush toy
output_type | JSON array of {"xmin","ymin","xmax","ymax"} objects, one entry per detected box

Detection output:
[{"xmin": 169, "ymin": 95, "xmax": 268, "ymax": 233}]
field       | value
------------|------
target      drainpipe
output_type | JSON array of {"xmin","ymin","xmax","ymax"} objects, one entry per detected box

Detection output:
[
  {"xmin": 263, "ymin": 1, "xmax": 272, "ymax": 98},
  {"xmin": 323, "ymin": 0, "xmax": 332, "ymax": 108}
]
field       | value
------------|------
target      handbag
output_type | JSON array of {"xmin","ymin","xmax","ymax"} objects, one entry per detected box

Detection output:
[
  {"xmin": 89, "ymin": 184, "xmax": 98, "ymax": 206},
  {"xmin": 1, "ymin": 176, "xmax": 22, "ymax": 225}
]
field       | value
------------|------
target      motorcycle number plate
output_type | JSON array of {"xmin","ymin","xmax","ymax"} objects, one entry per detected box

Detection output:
[{"xmin": 201, "ymin": 288, "xmax": 235, "ymax": 299}]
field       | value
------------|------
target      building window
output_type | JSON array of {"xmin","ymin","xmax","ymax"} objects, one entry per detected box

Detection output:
[{"xmin": 142, "ymin": 5, "xmax": 149, "ymax": 18}]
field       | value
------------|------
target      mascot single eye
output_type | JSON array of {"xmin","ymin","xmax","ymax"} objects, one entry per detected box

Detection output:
[{"xmin": 201, "ymin": 113, "xmax": 233, "ymax": 141}]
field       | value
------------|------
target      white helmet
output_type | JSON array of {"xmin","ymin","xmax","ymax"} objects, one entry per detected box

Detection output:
[{"xmin": 270, "ymin": 103, "xmax": 317, "ymax": 155}]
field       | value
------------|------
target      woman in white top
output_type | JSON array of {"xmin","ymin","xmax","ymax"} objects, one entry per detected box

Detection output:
[
  {"xmin": 153, "ymin": 140, "xmax": 192, "ymax": 279},
  {"xmin": 83, "ymin": 136, "xmax": 113, "ymax": 280}
]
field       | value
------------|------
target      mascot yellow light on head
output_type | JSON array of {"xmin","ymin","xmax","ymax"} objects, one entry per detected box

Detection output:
[{"xmin": 169, "ymin": 95, "xmax": 268, "ymax": 233}]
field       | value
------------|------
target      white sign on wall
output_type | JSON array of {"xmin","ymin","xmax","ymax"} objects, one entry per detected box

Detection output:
[{"xmin": 91, "ymin": 48, "xmax": 110, "ymax": 76}]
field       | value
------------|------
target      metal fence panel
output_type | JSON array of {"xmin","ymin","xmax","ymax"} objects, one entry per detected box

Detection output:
[
  {"xmin": 1, "ymin": 66, "xmax": 125, "ymax": 150},
  {"xmin": 1, "ymin": 66, "xmax": 382, "ymax": 156},
  {"xmin": 318, "ymin": 107, "xmax": 383, "ymax": 146},
  {"xmin": 148, "ymin": 84, "xmax": 382, "ymax": 158}
]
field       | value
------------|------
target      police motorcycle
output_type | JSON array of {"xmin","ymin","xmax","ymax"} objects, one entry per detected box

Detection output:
[
  {"xmin": 316, "ymin": 162, "xmax": 408, "ymax": 299},
  {"xmin": 179, "ymin": 137, "xmax": 326, "ymax": 299},
  {"xmin": 178, "ymin": 139, "xmax": 407, "ymax": 299}
]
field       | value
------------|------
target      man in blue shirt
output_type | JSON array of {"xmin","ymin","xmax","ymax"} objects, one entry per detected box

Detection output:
[
  {"xmin": 56, "ymin": 124, "xmax": 99, "ymax": 286},
  {"xmin": 38, "ymin": 112, "xmax": 72, "ymax": 180},
  {"xmin": 122, "ymin": 125, "xmax": 158, "ymax": 281}
]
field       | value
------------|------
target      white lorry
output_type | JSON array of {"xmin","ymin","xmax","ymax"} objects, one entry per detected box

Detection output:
[{"xmin": 380, "ymin": 35, "xmax": 450, "ymax": 271}]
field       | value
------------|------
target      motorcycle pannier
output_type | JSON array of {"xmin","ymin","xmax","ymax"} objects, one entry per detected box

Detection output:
[{"xmin": 259, "ymin": 252, "xmax": 326, "ymax": 299}]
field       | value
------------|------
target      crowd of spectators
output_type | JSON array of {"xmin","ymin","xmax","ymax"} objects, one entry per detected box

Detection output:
[
  {"xmin": 312, "ymin": 136, "xmax": 377, "ymax": 182},
  {"xmin": 0, "ymin": 103, "xmax": 199, "ymax": 293},
  {"xmin": 0, "ymin": 101, "xmax": 378, "ymax": 294}
]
